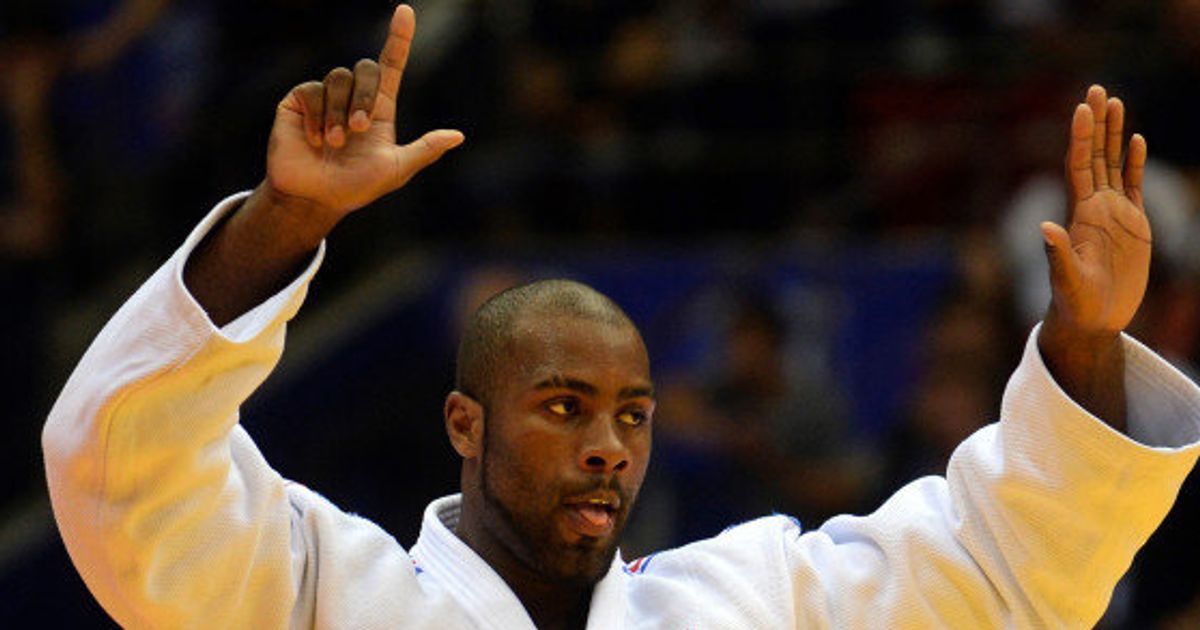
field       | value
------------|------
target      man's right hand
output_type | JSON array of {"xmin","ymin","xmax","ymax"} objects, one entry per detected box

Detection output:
[
  {"xmin": 184, "ymin": 4, "xmax": 462, "ymax": 326},
  {"xmin": 267, "ymin": 3, "xmax": 463, "ymax": 220}
]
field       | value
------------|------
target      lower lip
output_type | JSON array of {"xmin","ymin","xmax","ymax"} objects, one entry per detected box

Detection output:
[{"xmin": 564, "ymin": 505, "xmax": 615, "ymax": 539}]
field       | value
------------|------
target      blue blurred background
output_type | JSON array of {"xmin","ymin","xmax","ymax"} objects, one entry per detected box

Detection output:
[{"xmin": 5, "ymin": 0, "xmax": 1200, "ymax": 626}]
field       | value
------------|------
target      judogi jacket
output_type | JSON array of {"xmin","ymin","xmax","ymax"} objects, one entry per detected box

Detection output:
[{"xmin": 43, "ymin": 193, "xmax": 1200, "ymax": 629}]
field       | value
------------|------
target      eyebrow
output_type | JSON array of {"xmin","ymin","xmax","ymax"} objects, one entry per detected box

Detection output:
[
  {"xmin": 532, "ymin": 375, "xmax": 655, "ymax": 400},
  {"xmin": 533, "ymin": 375, "xmax": 597, "ymax": 396},
  {"xmin": 618, "ymin": 385, "xmax": 655, "ymax": 401}
]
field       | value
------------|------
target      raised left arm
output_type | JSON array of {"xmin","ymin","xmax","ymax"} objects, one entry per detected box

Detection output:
[{"xmin": 1038, "ymin": 85, "xmax": 1151, "ymax": 433}]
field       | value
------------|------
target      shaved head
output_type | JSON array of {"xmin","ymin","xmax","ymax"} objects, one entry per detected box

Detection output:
[{"xmin": 455, "ymin": 279, "xmax": 642, "ymax": 411}]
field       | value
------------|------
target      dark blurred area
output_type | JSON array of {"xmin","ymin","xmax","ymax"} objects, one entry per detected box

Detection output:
[{"xmin": 5, "ymin": 0, "xmax": 1200, "ymax": 627}]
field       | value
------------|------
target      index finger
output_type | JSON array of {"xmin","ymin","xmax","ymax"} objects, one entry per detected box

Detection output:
[{"xmin": 373, "ymin": 4, "xmax": 415, "ymax": 124}]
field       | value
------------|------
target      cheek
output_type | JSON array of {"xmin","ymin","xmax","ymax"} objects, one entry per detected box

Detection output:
[
  {"xmin": 486, "ymin": 424, "xmax": 570, "ymax": 501},
  {"xmin": 631, "ymin": 428, "xmax": 652, "ymax": 463},
  {"xmin": 624, "ymin": 432, "xmax": 653, "ymax": 487}
]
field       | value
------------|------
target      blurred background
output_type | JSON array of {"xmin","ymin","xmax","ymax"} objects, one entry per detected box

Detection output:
[{"xmin": 4, "ymin": 0, "xmax": 1200, "ymax": 626}]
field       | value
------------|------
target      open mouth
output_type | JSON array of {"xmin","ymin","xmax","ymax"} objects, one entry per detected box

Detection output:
[{"xmin": 564, "ymin": 497, "xmax": 619, "ymax": 539}]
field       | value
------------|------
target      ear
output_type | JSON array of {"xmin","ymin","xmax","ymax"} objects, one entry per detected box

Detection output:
[{"xmin": 444, "ymin": 391, "xmax": 484, "ymax": 459}]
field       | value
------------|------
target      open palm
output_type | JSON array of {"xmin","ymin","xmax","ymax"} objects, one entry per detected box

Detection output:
[{"xmin": 1042, "ymin": 85, "xmax": 1150, "ymax": 337}]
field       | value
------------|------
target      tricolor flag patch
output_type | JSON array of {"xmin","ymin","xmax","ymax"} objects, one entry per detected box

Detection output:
[{"xmin": 624, "ymin": 554, "xmax": 656, "ymax": 575}]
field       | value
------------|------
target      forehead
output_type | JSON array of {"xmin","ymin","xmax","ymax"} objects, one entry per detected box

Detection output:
[{"xmin": 505, "ymin": 313, "xmax": 651, "ymax": 392}]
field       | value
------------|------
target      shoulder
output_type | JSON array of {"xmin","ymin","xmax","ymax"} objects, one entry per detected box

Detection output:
[
  {"xmin": 623, "ymin": 516, "xmax": 805, "ymax": 627},
  {"xmin": 626, "ymin": 515, "xmax": 804, "ymax": 586},
  {"xmin": 626, "ymin": 514, "xmax": 803, "ymax": 576}
]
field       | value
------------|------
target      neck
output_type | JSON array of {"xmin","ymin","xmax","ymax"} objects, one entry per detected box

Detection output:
[{"xmin": 456, "ymin": 491, "xmax": 595, "ymax": 630}]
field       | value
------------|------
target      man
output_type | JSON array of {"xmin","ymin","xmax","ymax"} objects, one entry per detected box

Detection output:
[{"xmin": 42, "ymin": 5, "xmax": 1200, "ymax": 629}]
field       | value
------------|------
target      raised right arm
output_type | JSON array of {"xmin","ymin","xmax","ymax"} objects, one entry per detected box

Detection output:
[
  {"xmin": 185, "ymin": 4, "xmax": 462, "ymax": 325},
  {"xmin": 42, "ymin": 5, "xmax": 461, "ymax": 626},
  {"xmin": 42, "ymin": 192, "xmax": 321, "ymax": 626}
]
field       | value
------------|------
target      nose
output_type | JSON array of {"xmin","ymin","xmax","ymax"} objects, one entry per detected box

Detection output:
[{"xmin": 578, "ymin": 415, "xmax": 630, "ymax": 474}]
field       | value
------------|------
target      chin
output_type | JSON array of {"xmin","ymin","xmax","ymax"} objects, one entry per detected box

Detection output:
[
  {"xmin": 537, "ymin": 525, "xmax": 623, "ymax": 584},
  {"xmin": 543, "ymin": 544, "xmax": 619, "ymax": 585}
]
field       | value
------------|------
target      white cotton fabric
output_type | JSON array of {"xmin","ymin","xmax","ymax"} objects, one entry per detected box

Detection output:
[{"xmin": 44, "ymin": 193, "xmax": 1200, "ymax": 629}]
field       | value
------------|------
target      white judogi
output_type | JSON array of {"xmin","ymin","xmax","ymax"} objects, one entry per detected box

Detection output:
[{"xmin": 43, "ymin": 193, "xmax": 1200, "ymax": 629}]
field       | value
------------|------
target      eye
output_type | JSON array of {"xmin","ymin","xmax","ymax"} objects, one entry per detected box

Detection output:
[
  {"xmin": 546, "ymin": 398, "xmax": 580, "ymax": 417},
  {"xmin": 616, "ymin": 408, "xmax": 649, "ymax": 427}
]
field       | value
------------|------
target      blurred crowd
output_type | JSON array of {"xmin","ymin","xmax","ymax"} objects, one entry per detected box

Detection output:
[{"xmin": 6, "ymin": 0, "xmax": 1200, "ymax": 627}]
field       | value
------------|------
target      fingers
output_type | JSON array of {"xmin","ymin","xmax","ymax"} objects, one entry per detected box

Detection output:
[
  {"xmin": 1041, "ymin": 221, "xmax": 1081, "ymax": 301},
  {"xmin": 283, "ymin": 59, "xmax": 382, "ymax": 149},
  {"xmin": 289, "ymin": 81, "xmax": 325, "ymax": 148},
  {"xmin": 1125, "ymin": 133, "xmax": 1147, "ymax": 209},
  {"xmin": 314, "ymin": 3, "xmax": 416, "ymax": 140},
  {"xmin": 374, "ymin": 4, "xmax": 416, "ymax": 124},
  {"xmin": 389, "ymin": 129, "xmax": 465, "ymax": 188},
  {"xmin": 1105, "ymin": 97, "xmax": 1125, "ymax": 191},
  {"xmin": 323, "ymin": 67, "xmax": 354, "ymax": 148},
  {"xmin": 1087, "ymin": 85, "xmax": 1109, "ymax": 189},
  {"xmin": 1066, "ymin": 84, "xmax": 1148, "ymax": 210},
  {"xmin": 1066, "ymin": 103, "xmax": 1094, "ymax": 207},
  {"xmin": 280, "ymin": 4, "xmax": 417, "ymax": 150},
  {"xmin": 350, "ymin": 59, "xmax": 380, "ymax": 132}
]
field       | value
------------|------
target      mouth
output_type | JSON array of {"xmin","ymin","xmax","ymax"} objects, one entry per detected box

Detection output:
[{"xmin": 562, "ymin": 495, "xmax": 620, "ymax": 539}]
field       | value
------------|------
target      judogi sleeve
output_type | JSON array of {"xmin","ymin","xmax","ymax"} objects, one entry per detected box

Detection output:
[
  {"xmin": 43, "ymin": 193, "xmax": 331, "ymax": 628},
  {"xmin": 627, "ymin": 327, "xmax": 1200, "ymax": 628},
  {"xmin": 794, "ymin": 328, "xmax": 1200, "ymax": 627}
]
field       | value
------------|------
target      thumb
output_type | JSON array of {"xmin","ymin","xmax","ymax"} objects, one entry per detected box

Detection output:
[
  {"xmin": 390, "ymin": 129, "xmax": 465, "ymax": 189},
  {"xmin": 1041, "ymin": 221, "xmax": 1081, "ymax": 301}
]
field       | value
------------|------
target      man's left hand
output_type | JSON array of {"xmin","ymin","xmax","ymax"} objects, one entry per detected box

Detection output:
[{"xmin": 1038, "ymin": 85, "xmax": 1150, "ymax": 432}]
